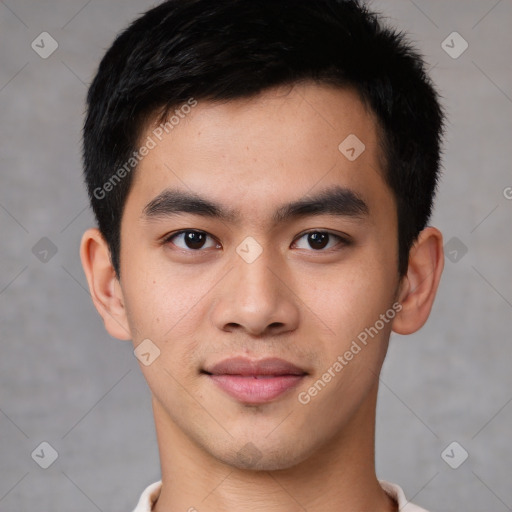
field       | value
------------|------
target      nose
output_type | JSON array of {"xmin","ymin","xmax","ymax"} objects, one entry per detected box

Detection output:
[{"xmin": 210, "ymin": 247, "xmax": 300, "ymax": 337}]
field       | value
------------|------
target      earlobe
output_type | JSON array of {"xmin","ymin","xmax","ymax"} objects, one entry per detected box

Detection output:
[
  {"xmin": 392, "ymin": 227, "xmax": 444, "ymax": 335},
  {"xmin": 80, "ymin": 228, "xmax": 132, "ymax": 340}
]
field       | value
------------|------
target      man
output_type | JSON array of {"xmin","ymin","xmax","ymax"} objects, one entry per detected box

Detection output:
[{"xmin": 80, "ymin": 0, "xmax": 444, "ymax": 510}]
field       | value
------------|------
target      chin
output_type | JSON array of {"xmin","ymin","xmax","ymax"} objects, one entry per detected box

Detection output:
[{"xmin": 213, "ymin": 439, "xmax": 314, "ymax": 472}]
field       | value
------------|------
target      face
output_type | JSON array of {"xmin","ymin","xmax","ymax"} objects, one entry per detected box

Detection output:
[{"xmin": 118, "ymin": 83, "xmax": 402, "ymax": 470}]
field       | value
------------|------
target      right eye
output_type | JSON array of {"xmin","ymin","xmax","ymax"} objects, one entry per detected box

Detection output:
[{"xmin": 164, "ymin": 230, "xmax": 221, "ymax": 252}]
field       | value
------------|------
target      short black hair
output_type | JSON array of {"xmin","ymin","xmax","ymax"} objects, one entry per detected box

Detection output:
[{"xmin": 83, "ymin": 0, "xmax": 444, "ymax": 277}]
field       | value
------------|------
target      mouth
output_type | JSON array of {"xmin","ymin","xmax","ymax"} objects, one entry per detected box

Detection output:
[{"xmin": 202, "ymin": 357, "xmax": 308, "ymax": 404}]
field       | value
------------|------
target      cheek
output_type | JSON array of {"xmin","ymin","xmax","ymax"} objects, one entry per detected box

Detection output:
[
  {"xmin": 297, "ymin": 263, "xmax": 397, "ymax": 414},
  {"xmin": 123, "ymin": 270, "xmax": 204, "ymax": 343},
  {"xmin": 298, "ymin": 257, "xmax": 397, "ymax": 342},
  {"xmin": 122, "ymin": 272, "xmax": 207, "ymax": 399},
  {"xmin": 121, "ymin": 252, "xmax": 223, "ymax": 379}
]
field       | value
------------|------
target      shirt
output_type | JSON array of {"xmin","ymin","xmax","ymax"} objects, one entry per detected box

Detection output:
[{"xmin": 132, "ymin": 479, "xmax": 430, "ymax": 511}]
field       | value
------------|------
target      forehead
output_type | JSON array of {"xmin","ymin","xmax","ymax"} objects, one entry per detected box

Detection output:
[{"xmin": 127, "ymin": 82, "xmax": 391, "ymax": 224}]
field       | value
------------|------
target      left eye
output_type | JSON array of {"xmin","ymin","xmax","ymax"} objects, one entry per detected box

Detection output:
[
  {"xmin": 293, "ymin": 231, "xmax": 345, "ymax": 251},
  {"xmin": 166, "ymin": 230, "xmax": 219, "ymax": 250}
]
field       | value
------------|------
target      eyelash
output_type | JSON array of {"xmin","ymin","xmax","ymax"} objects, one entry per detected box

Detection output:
[{"xmin": 162, "ymin": 229, "xmax": 352, "ymax": 254}]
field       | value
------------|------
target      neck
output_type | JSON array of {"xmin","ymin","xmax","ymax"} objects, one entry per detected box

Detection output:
[{"xmin": 152, "ymin": 384, "xmax": 395, "ymax": 512}]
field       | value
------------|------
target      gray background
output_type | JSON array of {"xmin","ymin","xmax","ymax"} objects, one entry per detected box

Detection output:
[{"xmin": 0, "ymin": 1, "xmax": 511, "ymax": 511}]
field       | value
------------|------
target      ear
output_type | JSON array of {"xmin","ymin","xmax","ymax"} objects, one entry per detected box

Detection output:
[
  {"xmin": 80, "ymin": 228, "xmax": 132, "ymax": 340},
  {"xmin": 392, "ymin": 227, "xmax": 444, "ymax": 335}
]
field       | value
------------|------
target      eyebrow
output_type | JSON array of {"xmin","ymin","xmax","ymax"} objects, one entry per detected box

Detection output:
[{"xmin": 142, "ymin": 185, "xmax": 369, "ymax": 225}]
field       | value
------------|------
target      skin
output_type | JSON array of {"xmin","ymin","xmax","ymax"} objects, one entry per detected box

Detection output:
[{"xmin": 81, "ymin": 83, "xmax": 444, "ymax": 511}]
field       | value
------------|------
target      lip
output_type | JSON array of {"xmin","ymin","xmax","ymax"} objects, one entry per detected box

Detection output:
[{"xmin": 203, "ymin": 357, "xmax": 307, "ymax": 404}]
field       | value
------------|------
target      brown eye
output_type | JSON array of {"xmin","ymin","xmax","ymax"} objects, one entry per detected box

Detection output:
[
  {"xmin": 307, "ymin": 232, "xmax": 329, "ymax": 250},
  {"xmin": 293, "ymin": 231, "xmax": 349, "ymax": 251},
  {"xmin": 166, "ymin": 230, "xmax": 218, "ymax": 251}
]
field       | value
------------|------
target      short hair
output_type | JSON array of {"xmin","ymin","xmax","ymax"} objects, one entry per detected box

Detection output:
[{"xmin": 83, "ymin": 0, "xmax": 444, "ymax": 277}]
